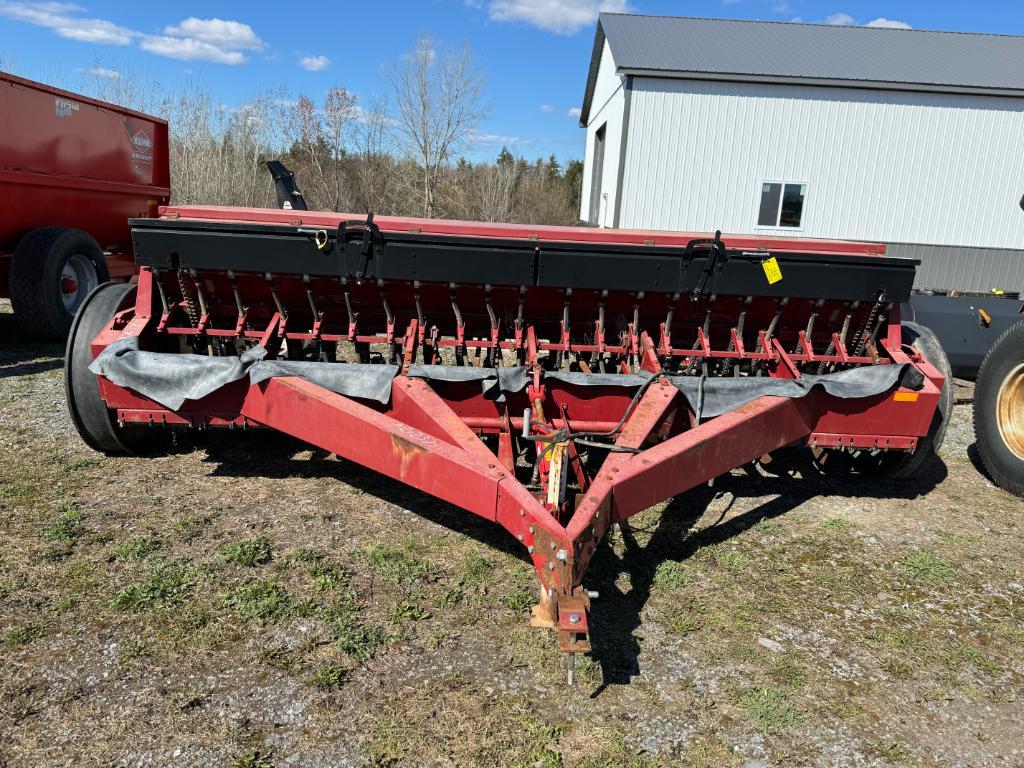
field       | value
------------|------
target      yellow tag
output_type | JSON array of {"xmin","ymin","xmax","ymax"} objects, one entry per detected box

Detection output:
[
  {"xmin": 893, "ymin": 392, "xmax": 919, "ymax": 402},
  {"xmin": 762, "ymin": 256, "xmax": 782, "ymax": 285}
]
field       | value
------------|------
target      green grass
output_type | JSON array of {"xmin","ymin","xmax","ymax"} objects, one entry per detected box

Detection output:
[
  {"xmin": 113, "ymin": 536, "xmax": 163, "ymax": 561},
  {"xmin": 230, "ymin": 751, "xmax": 273, "ymax": 768},
  {"xmin": 112, "ymin": 565, "xmax": 194, "ymax": 611},
  {"xmin": 223, "ymin": 579, "xmax": 299, "ymax": 624},
  {"xmin": 309, "ymin": 560, "xmax": 347, "ymax": 593},
  {"xmin": 0, "ymin": 482, "xmax": 35, "ymax": 502},
  {"xmin": 311, "ymin": 664, "xmax": 348, "ymax": 689},
  {"xmin": 320, "ymin": 593, "xmax": 384, "ymax": 660},
  {"xmin": 940, "ymin": 640, "xmax": 1000, "ymax": 674},
  {"xmin": 903, "ymin": 550, "xmax": 954, "ymax": 585},
  {"xmin": 221, "ymin": 536, "xmax": 273, "ymax": 567},
  {"xmin": 739, "ymin": 687, "xmax": 803, "ymax": 732},
  {"xmin": 3, "ymin": 623, "xmax": 45, "ymax": 649},
  {"xmin": 500, "ymin": 566, "xmax": 537, "ymax": 614},
  {"xmin": 881, "ymin": 657, "xmax": 914, "ymax": 680},
  {"xmin": 362, "ymin": 540, "xmax": 434, "ymax": 584},
  {"xmin": 41, "ymin": 505, "xmax": 84, "ymax": 543},
  {"xmin": 822, "ymin": 515, "xmax": 853, "ymax": 533},
  {"xmin": 388, "ymin": 599, "xmax": 430, "ymax": 623},
  {"xmin": 714, "ymin": 550, "xmax": 749, "ymax": 572},
  {"xmin": 285, "ymin": 547, "xmax": 327, "ymax": 564},
  {"xmin": 653, "ymin": 560, "xmax": 692, "ymax": 590}
]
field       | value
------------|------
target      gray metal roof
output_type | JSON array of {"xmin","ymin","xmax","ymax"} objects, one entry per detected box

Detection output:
[{"xmin": 581, "ymin": 14, "xmax": 1024, "ymax": 125}]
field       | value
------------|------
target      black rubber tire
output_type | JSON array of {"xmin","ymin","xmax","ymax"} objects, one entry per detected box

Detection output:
[
  {"xmin": 64, "ymin": 282, "xmax": 163, "ymax": 454},
  {"xmin": 811, "ymin": 321, "xmax": 953, "ymax": 479},
  {"xmin": 10, "ymin": 227, "xmax": 109, "ymax": 340},
  {"xmin": 973, "ymin": 319, "xmax": 1024, "ymax": 497}
]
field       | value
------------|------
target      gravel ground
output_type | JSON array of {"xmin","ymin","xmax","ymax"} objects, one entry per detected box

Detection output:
[{"xmin": 1, "ymin": 299, "xmax": 1022, "ymax": 768}]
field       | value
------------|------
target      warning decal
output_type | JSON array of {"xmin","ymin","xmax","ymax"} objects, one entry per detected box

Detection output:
[{"xmin": 761, "ymin": 256, "xmax": 783, "ymax": 285}]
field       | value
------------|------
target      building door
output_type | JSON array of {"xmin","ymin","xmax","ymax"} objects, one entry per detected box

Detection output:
[{"xmin": 588, "ymin": 123, "xmax": 606, "ymax": 225}]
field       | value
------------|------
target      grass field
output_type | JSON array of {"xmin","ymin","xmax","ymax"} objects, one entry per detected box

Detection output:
[{"xmin": 1, "ymin": 300, "xmax": 1022, "ymax": 767}]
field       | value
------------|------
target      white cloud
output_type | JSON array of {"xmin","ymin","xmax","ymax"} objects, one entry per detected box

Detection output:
[
  {"xmin": 299, "ymin": 54, "xmax": 330, "ymax": 71},
  {"xmin": 164, "ymin": 17, "xmax": 263, "ymax": 50},
  {"xmin": 139, "ymin": 35, "xmax": 246, "ymax": 64},
  {"xmin": 824, "ymin": 12, "xmax": 855, "ymax": 25},
  {"xmin": 567, "ymin": 106, "xmax": 582, "ymax": 118},
  {"xmin": 141, "ymin": 16, "xmax": 263, "ymax": 65},
  {"xmin": 867, "ymin": 17, "xmax": 911, "ymax": 29},
  {"xmin": 539, "ymin": 104, "xmax": 555, "ymax": 113},
  {"xmin": 772, "ymin": 1, "xmax": 792, "ymax": 12},
  {"xmin": 87, "ymin": 65, "xmax": 120, "ymax": 78},
  {"xmin": 0, "ymin": 4, "xmax": 264, "ymax": 64},
  {"xmin": 486, "ymin": 0, "xmax": 630, "ymax": 35},
  {"xmin": 469, "ymin": 129, "xmax": 532, "ymax": 146},
  {"xmin": 0, "ymin": 1, "xmax": 135, "ymax": 44}
]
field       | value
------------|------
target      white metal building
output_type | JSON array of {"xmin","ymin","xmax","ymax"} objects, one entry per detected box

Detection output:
[{"xmin": 579, "ymin": 14, "xmax": 1024, "ymax": 291}]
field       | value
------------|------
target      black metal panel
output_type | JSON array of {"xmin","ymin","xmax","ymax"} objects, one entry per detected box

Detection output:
[
  {"xmin": 133, "ymin": 225, "xmax": 345, "ymax": 276},
  {"xmin": 345, "ymin": 239, "xmax": 535, "ymax": 285},
  {"xmin": 130, "ymin": 218, "xmax": 918, "ymax": 304},
  {"xmin": 681, "ymin": 251, "xmax": 917, "ymax": 302},
  {"xmin": 537, "ymin": 246, "xmax": 682, "ymax": 291},
  {"xmin": 906, "ymin": 292, "xmax": 1024, "ymax": 378}
]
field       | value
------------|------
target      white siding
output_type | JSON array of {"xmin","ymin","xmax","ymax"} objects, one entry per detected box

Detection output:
[
  {"xmin": 579, "ymin": 40, "xmax": 625, "ymax": 226},
  {"xmin": 618, "ymin": 78, "xmax": 1024, "ymax": 250}
]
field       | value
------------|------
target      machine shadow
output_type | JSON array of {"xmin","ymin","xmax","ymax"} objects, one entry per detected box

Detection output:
[
  {"xmin": 0, "ymin": 314, "xmax": 65, "ymax": 378},
  {"xmin": 584, "ymin": 453, "xmax": 947, "ymax": 693},
  {"xmin": 199, "ymin": 431, "xmax": 947, "ymax": 691}
]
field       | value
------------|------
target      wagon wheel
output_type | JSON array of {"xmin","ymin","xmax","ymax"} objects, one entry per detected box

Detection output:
[
  {"xmin": 10, "ymin": 227, "xmax": 109, "ymax": 339},
  {"xmin": 65, "ymin": 282, "xmax": 170, "ymax": 454},
  {"xmin": 973, "ymin": 319, "xmax": 1024, "ymax": 497},
  {"xmin": 809, "ymin": 321, "xmax": 952, "ymax": 479}
]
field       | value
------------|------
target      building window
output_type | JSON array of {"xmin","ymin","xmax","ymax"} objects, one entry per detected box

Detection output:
[{"xmin": 757, "ymin": 182, "xmax": 807, "ymax": 228}]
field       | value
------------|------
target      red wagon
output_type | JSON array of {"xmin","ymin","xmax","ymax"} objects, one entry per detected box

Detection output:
[
  {"xmin": 0, "ymin": 72, "xmax": 169, "ymax": 338},
  {"xmin": 65, "ymin": 205, "xmax": 951, "ymax": 682}
]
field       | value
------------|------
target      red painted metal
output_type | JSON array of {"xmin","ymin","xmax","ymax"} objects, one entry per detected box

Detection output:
[
  {"xmin": 0, "ymin": 72, "xmax": 170, "ymax": 289},
  {"xmin": 74, "ymin": 202, "xmax": 949, "ymax": 665}
]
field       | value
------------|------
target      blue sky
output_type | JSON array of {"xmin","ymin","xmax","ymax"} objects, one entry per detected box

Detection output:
[{"xmin": 0, "ymin": 1, "xmax": 1021, "ymax": 163}]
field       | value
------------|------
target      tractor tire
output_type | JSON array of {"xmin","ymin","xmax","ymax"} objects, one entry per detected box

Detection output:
[
  {"xmin": 973, "ymin": 319, "xmax": 1024, "ymax": 497},
  {"xmin": 10, "ymin": 227, "xmax": 109, "ymax": 340},
  {"xmin": 65, "ymin": 282, "xmax": 166, "ymax": 455},
  {"xmin": 811, "ymin": 321, "xmax": 953, "ymax": 479}
]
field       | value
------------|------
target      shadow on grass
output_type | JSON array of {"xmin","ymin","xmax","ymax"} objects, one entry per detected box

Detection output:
[
  {"xmin": 584, "ymin": 452, "xmax": 947, "ymax": 693},
  {"xmin": 196, "ymin": 429, "xmax": 948, "ymax": 692},
  {"xmin": 0, "ymin": 310, "xmax": 65, "ymax": 377}
]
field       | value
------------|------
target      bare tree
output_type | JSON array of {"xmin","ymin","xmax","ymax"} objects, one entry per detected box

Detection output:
[
  {"xmin": 352, "ymin": 99, "xmax": 401, "ymax": 215},
  {"xmin": 75, "ymin": 57, "xmax": 163, "ymax": 115},
  {"xmin": 384, "ymin": 36, "xmax": 488, "ymax": 217}
]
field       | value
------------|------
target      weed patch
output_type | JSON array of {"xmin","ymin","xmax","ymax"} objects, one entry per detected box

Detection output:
[
  {"xmin": 113, "ymin": 565, "xmax": 194, "ymax": 611},
  {"xmin": 903, "ymin": 550, "xmax": 954, "ymax": 585},
  {"xmin": 221, "ymin": 536, "xmax": 273, "ymax": 567},
  {"xmin": 311, "ymin": 664, "xmax": 348, "ymax": 689},
  {"xmin": 113, "ymin": 537, "xmax": 162, "ymax": 561},
  {"xmin": 223, "ymin": 579, "xmax": 299, "ymax": 624},
  {"xmin": 739, "ymin": 686, "xmax": 802, "ymax": 732},
  {"xmin": 653, "ymin": 560, "xmax": 692, "ymax": 590},
  {"xmin": 3, "ymin": 623, "xmax": 45, "ymax": 649},
  {"xmin": 41, "ymin": 505, "xmax": 84, "ymax": 543}
]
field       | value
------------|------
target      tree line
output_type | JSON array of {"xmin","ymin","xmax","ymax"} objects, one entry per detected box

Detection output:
[{"xmin": 64, "ymin": 36, "xmax": 584, "ymax": 226}]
